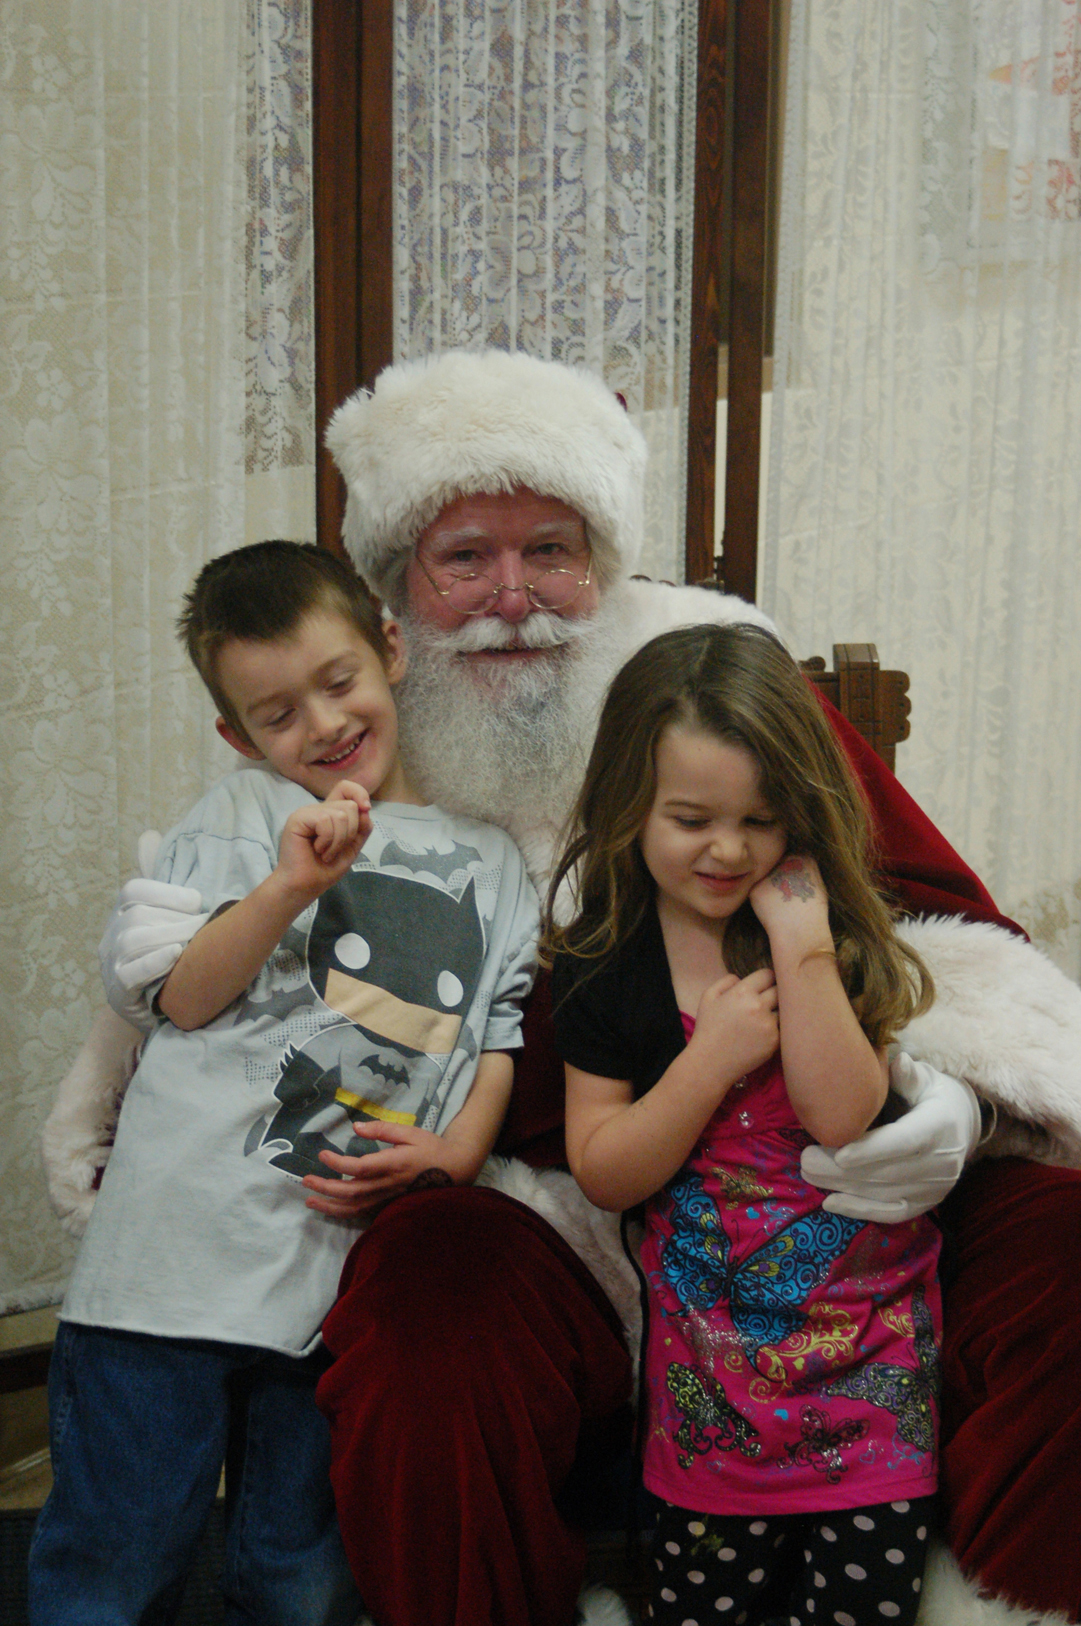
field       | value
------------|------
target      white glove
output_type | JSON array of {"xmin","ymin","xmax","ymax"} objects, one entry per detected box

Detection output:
[
  {"xmin": 41, "ymin": 1007, "xmax": 144, "ymax": 1237},
  {"xmin": 800, "ymin": 1051, "xmax": 983, "ymax": 1223},
  {"xmin": 98, "ymin": 876, "xmax": 209, "ymax": 1031}
]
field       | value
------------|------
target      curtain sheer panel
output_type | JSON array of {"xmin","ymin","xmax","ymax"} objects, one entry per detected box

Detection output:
[
  {"xmin": 246, "ymin": 0, "xmax": 316, "ymax": 543},
  {"xmin": 393, "ymin": 0, "xmax": 697, "ymax": 581},
  {"xmin": 0, "ymin": 0, "xmax": 315, "ymax": 1314},
  {"xmin": 764, "ymin": 0, "xmax": 1081, "ymax": 976}
]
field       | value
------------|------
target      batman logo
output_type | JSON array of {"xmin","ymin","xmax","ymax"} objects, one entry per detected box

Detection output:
[
  {"xmin": 374, "ymin": 837, "xmax": 483, "ymax": 885},
  {"xmin": 247, "ymin": 868, "xmax": 488, "ymax": 1181}
]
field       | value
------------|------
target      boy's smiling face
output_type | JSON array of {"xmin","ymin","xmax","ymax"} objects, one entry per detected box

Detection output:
[{"xmin": 214, "ymin": 608, "xmax": 417, "ymax": 803}]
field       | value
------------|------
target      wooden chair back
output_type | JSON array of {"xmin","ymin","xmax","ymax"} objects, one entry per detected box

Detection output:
[{"xmin": 801, "ymin": 644, "xmax": 911, "ymax": 771}]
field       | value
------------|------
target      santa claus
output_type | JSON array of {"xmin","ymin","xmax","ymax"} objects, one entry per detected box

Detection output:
[{"xmin": 47, "ymin": 351, "xmax": 1081, "ymax": 1626}]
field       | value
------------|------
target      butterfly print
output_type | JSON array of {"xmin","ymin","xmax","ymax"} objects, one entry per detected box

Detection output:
[
  {"xmin": 665, "ymin": 1362, "xmax": 762, "ymax": 1469},
  {"xmin": 784, "ymin": 1403, "xmax": 867, "ymax": 1483},
  {"xmin": 658, "ymin": 1172, "xmax": 864, "ymax": 1363},
  {"xmin": 824, "ymin": 1285, "xmax": 940, "ymax": 1455}
]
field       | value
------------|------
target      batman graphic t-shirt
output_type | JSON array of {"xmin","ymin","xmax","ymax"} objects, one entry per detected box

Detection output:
[{"xmin": 64, "ymin": 770, "xmax": 539, "ymax": 1355}]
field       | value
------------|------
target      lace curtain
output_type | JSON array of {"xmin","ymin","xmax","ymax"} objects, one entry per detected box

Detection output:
[
  {"xmin": 0, "ymin": 0, "xmax": 315, "ymax": 1314},
  {"xmin": 393, "ymin": 0, "xmax": 697, "ymax": 581},
  {"xmin": 246, "ymin": 0, "xmax": 316, "ymax": 542},
  {"xmin": 764, "ymin": 0, "xmax": 1081, "ymax": 976}
]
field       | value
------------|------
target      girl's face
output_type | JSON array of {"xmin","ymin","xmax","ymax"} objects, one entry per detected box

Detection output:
[{"xmin": 639, "ymin": 725, "xmax": 788, "ymax": 928}]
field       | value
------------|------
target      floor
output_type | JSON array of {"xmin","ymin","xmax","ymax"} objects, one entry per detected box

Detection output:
[{"xmin": 0, "ymin": 1454, "xmax": 50, "ymax": 1515}]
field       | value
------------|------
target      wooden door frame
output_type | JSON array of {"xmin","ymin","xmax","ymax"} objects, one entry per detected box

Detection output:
[{"xmin": 311, "ymin": 1, "xmax": 774, "ymax": 596}]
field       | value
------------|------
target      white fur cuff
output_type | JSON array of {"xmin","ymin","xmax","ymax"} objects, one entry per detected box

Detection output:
[{"xmin": 897, "ymin": 915, "xmax": 1081, "ymax": 1168}]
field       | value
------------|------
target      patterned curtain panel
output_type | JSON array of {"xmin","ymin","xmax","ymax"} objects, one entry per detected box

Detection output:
[
  {"xmin": 764, "ymin": 0, "xmax": 1081, "ymax": 975},
  {"xmin": 0, "ymin": 0, "xmax": 315, "ymax": 1314},
  {"xmin": 245, "ymin": 0, "xmax": 316, "ymax": 543},
  {"xmin": 393, "ymin": 0, "xmax": 697, "ymax": 581}
]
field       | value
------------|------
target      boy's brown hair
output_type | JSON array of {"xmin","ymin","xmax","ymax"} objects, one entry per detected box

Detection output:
[{"xmin": 178, "ymin": 541, "xmax": 388, "ymax": 742}]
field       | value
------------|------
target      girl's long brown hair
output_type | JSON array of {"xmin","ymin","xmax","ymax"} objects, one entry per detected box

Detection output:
[{"xmin": 544, "ymin": 623, "xmax": 931, "ymax": 1047}]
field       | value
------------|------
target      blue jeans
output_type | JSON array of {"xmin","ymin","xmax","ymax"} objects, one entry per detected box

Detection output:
[{"xmin": 28, "ymin": 1322, "xmax": 362, "ymax": 1626}]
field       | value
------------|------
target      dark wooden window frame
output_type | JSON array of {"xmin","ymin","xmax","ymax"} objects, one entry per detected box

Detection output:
[
  {"xmin": 311, "ymin": 1, "xmax": 394, "ymax": 558},
  {"xmin": 311, "ymin": 0, "xmax": 775, "ymax": 598}
]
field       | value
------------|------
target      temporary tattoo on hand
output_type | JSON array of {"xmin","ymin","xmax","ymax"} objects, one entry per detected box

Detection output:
[{"xmin": 769, "ymin": 857, "xmax": 817, "ymax": 901}]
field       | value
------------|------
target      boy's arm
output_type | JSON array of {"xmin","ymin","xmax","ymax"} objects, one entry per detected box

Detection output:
[
  {"xmin": 159, "ymin": 785, "xmax": 370, "ymax": 1031},
  {"xmin": 750, "ymin": 855, "xmax": 888, "ymax": 1147},
  {"xmin": 302, "ymin": 1050, "xmax": 514, "ymax": 1217}
]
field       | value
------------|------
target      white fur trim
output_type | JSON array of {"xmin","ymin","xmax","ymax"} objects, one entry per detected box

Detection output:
[
  {"xmin": 917, "ymin": 1542, "xmax": 1073, "ymax": 1626},
  {"xmin": 615, "ymin": 575, "xmax": 778, "ymax": 646},
  {"xmin": 576, "ymin": 1584, "xmax": 634, "ymax": 1626},
  {"xmin": 898, "ymin": 915, "xmax": 1081, "ymax": 1168},
  {"xmin": 40, "ymin": 1006, "xmax": 141, "ymax": 1237},
  {"xmin": 326, "ymin": 351, "xmax": 648, "ymax": 597}
]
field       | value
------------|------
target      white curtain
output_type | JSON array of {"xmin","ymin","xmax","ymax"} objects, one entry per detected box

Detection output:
[
  {"xmin": 0, "ymin": 0, "xmax": 315, "ymax": 1314},
  {"xmin": 393, "ymin": 0, "xmax": 697, "ymax": 581},
  {"xmin": 764, "ymin": 0, "xmax": 1081, "ymax": 976},
  {"xmin": 245, "ymin": 0, "xmax": 316, "ymax": 543}
]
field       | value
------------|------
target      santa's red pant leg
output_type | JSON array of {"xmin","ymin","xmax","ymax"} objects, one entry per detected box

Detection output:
[
  {"xmin": 317, "ymin": 1185, "xmax": 632, "ymax": 1626},
  {"xmin": 941, "ymin": 1157, "xmax": 1081, "ymax": 1621}
]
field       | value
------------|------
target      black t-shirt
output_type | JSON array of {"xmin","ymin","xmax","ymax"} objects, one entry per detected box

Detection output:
[{"xmin": 550, "ymin": 901, "xmax": 688, "ymax": 1100}]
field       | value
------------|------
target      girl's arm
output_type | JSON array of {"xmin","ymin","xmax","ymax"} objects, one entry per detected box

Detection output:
[
  {"xmin": 159, "ymin": 784, "xmax": 370, "ymax": 1030},
  {"xmin": 565, "ymin": 967, "xmax": 779, "ymax": 1210},
  {"xmin": 750, "ymin": 856, "xmax": 887, "ymax": 1147}
]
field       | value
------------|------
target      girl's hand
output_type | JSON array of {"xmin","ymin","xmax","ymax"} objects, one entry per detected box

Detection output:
[
  {"xmin": 749, "ymin": 854, "xmax": 833, "ymax": 956},
  {"xmin": 302, "ymin": 1120, "xmax": 477, "ymax": 1217},
  {"xmin": 689, "ymin": 966, "xmax": 779, "ymax": 1078},
  {"xmin": 275, "ymin": 781, "xmax": 372, "ymax": 903}
]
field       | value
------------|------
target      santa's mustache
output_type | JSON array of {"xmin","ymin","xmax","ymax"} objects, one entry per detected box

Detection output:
[{"xmin": 405, "ymin": 608, "xmax": 593, "ymax": 657}]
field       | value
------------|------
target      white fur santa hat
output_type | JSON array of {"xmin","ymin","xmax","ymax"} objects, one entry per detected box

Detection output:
[{"xmin": 325, "ymin": 349, "xmax": 648, "ymax": 603}]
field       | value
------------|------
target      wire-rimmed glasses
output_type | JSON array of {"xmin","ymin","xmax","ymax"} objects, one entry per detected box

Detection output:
[{"xmin": 415, "ymin": 549, "xmax": 594, "ymax": 616}]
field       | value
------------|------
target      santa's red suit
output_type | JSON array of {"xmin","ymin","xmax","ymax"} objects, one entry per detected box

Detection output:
[{"xmin": 48, "ymin": 352, "xmax": 1081, "ymax": 1626}]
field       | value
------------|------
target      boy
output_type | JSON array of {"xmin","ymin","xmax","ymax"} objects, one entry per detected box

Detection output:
[{"xmin": 30, "ymin": 542, "xmax": 539, "ymax": 1626}]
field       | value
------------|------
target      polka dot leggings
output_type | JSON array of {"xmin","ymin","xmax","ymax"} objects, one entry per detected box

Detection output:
[{"xmin": 647, "ymin": 1495, "xmax": 935, "ymax": 1626}]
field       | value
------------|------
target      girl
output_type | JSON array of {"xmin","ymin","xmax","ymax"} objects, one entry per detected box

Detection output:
[{"xmin": 547, "ymin": 623, "xmax": 938, "ymax": 1626}]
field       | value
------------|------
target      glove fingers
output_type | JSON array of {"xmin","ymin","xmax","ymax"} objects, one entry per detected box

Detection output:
[
  {"xmin": 117, "ymin": 878, "xmax": 204, "ymax": 914},
  {"xmin": 115, "ymin": 919, "xmax": 207, "ymax": 955},
  {"xmin": 136, "ymin": 830, "xmax": 163, "ymax": 879},
  {"xmin": 885, "ymin": 1050, "xmax": 924, "ymax": 1104},
  {"xmin": 800, "ymin": 1145, "xmax": 845, "ymax": 1184},
  {"xmin": 821, "ymin": 1192, "xmax": 912, "ymax": 1224},
  {"xmin": 115, "ymin": 944, "xmax": 189, "ymax": 992},
  {"xmin": 818, "ymin": 1158, "xmax": 957, "ymax": 1190},
  {"xmin": 831, "ymin": 1111, "xmax": 951, "ymax": 1166}
]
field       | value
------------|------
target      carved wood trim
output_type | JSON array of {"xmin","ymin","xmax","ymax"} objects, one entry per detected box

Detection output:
[{"xmin": 801, "ymin": 644, "xmax": 911, "ymax": 770}]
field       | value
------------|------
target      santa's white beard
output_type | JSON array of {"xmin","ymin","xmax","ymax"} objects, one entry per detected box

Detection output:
[{"xmin": 395, "ymin": 598, "xmax": 629, "ymax": 885}]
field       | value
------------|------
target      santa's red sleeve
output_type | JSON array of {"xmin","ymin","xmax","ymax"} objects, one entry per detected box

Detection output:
[{"xmin": 816, "ymin": 692, "xmax": 1023, "ymax": 935}]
